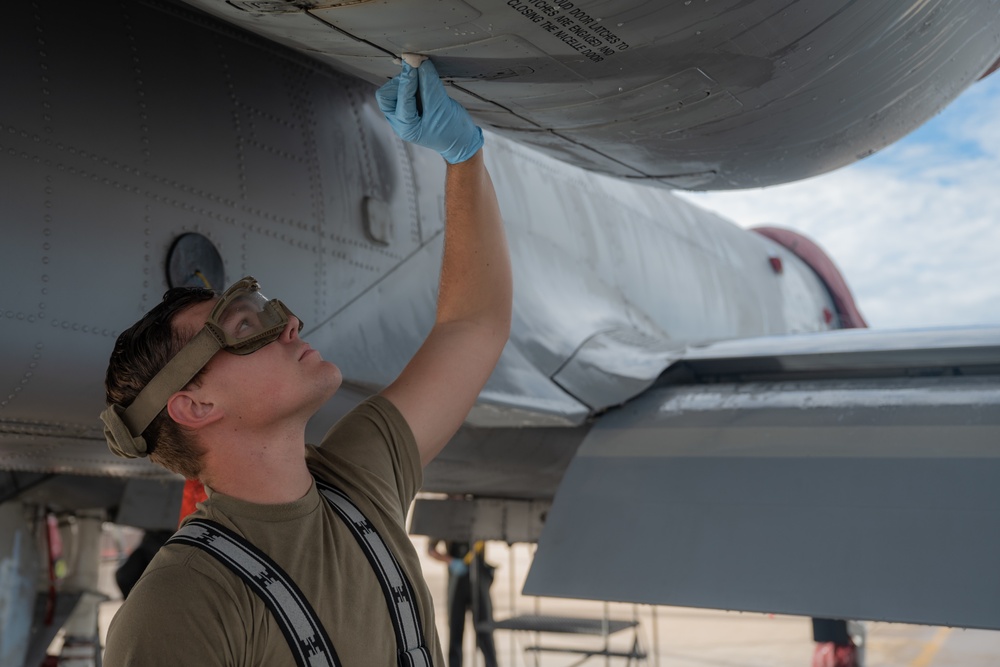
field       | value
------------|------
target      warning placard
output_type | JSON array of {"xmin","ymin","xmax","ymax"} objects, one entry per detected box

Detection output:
[{"xmin": 506, "ymin": 0, "xmax": 631, "ymax": 63}]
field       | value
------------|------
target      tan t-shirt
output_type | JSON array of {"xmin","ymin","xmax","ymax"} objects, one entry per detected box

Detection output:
[{"xmin": 104, "ymin": 396, "xmax": 444, "ymax": 666}]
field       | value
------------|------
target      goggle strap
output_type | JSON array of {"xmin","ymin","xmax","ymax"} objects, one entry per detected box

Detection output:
[{"xmin": 121, "ymin": 327, "xmax": 222, "ymax": 438}]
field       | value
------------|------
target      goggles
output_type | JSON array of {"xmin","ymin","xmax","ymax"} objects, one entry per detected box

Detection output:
[{"xmin": 101, "ymin": 276, "xmax": 301, "ymax": 458}]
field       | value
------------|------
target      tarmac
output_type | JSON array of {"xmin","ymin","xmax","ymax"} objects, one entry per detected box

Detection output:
[{"xmin": 89, "ymin": 528, "xmax": 999, "ymax": 666}]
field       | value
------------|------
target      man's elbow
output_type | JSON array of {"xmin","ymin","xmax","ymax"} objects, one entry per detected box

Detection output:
[
  {"xmin": 479, "ymin": 317, "xmax": 510, "ymax": 360},
  {"xmin": 497, "ymin": 308, "xmax": 512, "ymax": 341}
]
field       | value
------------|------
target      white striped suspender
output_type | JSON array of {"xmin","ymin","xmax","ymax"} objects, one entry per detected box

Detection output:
[
  {"xmin": 169, "ymin": 519, "xmax": 340, "ymax": 667},
  {"xmin": 167, "ymin": 479, "xmax": 432, "ymax": 667},
  {"xmin": 316, "ymin": 479, "xmax": 433, "ymax": 667}
]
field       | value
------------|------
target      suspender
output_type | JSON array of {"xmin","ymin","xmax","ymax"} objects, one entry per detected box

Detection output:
[
  {"xmin": 167, "ymin": 480, "xmax": 431, "ymax": 667},
  {"xmin": 169, "ymin": 519, "xmax": 340, "ymax": 667},
  {"xmin": 316, "ymin": 480, "xmax": 432, "ymax": 667}
]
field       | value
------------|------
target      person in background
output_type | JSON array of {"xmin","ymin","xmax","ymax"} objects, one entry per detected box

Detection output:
[{"xmin": 428, "ymin": 539, "xmax": 499, "ymax": 667}]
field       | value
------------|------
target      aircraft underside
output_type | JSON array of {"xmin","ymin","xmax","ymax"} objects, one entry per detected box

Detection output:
[{"xmin": 178, "ymin": 0, "xmax": 1000, "ymax": 189}]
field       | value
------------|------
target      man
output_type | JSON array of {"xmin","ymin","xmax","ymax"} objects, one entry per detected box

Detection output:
[
  {"xmin": 427, "ymin": 539, "xmax": 498, "ymax": 667},
  {"xmin": 100, "ymin": 57, "xmax": 511, "ymax": 666}
]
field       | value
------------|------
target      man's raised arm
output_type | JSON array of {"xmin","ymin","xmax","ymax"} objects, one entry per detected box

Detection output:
[{"xmin": 375, "ymin": 58, "xmax": 512, "ymax": 466}]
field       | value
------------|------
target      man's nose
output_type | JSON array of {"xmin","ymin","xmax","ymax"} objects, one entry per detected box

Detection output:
[{"xmin": 281, "ymin": 316, "xmax": 301, "ymax": 341}]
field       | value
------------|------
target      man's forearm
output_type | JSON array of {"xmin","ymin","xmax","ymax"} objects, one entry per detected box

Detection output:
[
  {"xmin": 374, "ymin": 61, "xmax": 513, "ymax": 463},
  {"xmin": 437, "ymin": 149, "xmax": 513, "ymax": 337}
]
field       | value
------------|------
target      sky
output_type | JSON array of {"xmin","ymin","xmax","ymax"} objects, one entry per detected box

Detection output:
[{"xmin": 677, "ymin": 71, "xmax": 1000, "ymax": 330}]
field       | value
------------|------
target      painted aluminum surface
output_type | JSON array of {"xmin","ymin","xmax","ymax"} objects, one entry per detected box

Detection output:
[
  {"xmin": 525, "ymin": 372, "xmax": 1000, "ymax": 629},
  {"xmin": 179, "ymin": 0, "xmax": 1000, "ymax": 189},
  {"xmin": 679, "ymin": 324, "xmax": 1000, "ymax": 367}
]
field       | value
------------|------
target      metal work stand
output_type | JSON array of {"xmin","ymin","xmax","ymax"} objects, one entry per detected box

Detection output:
[{"xmin": 488, "ymin": 612, "xmax": 647, "ymax": 666}]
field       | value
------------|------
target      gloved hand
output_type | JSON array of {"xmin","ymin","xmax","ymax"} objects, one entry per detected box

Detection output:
[
  {"xmin": 375, "ymin": 58, "xmax": 484, "ymax": 164},
  {"xmin": 448, "ymin": 558, "xmax": 469, "ymax": 577}
]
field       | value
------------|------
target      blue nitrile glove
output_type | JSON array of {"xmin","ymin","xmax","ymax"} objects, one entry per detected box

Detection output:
[
  {"xmin": 375, "ymin": 59, "xmax": 484, "ymax": 164},
  {"xmin": 448, "ymin": 558, "xmax": 469, "ymax": 577}
]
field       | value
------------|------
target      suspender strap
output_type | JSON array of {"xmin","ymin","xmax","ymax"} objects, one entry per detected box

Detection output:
[
  {"xmin": 168, "ymin": 519, "xmax": 341, "ymax": 667},
  {"xmin": 316, "ymin": 479, "xmax": 433, "ymax": 667}
]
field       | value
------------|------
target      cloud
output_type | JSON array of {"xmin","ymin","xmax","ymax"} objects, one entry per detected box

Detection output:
[{"xmin": 678, "ymin": 74, "xmax": 1000, "ymax": 329}]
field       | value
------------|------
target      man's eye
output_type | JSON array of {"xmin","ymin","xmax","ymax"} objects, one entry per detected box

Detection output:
[{"xmin": 227, "ymin": 318, "xmax": 253, "ymax": 338}]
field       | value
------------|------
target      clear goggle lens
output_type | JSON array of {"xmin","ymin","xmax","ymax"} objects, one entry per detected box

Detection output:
[{"xmin": 206, "ymin": 278, "xmax": 300, "ymax": 354}]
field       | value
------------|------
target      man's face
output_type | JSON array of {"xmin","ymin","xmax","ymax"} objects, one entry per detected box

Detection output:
[{"xmin": 173, "ymin": 298, "xmax": 342, "ymax": 429}]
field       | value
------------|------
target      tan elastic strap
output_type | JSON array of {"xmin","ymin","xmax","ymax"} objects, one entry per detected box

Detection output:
[
  {"xmin": 103, "ymin": 328, "xmax": 222, "ymax": 457},
  {"xmin": 101, "ymin": 403, "xmax": 148, "ymax": 459}
]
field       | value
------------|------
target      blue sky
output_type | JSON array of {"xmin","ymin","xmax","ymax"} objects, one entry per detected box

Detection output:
[{"xmin": 678, "ymin": 72, "xmax": 1000, "ymax": 330}]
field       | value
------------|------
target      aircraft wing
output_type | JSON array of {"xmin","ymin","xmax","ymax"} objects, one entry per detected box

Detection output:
[
  {"xmin": 522, "ymin": 325, "xmax": 1000, "ymax": 629},
  {"xmin": 179, "ymin": 0, "xmax": 1000, "ymax": 189}
]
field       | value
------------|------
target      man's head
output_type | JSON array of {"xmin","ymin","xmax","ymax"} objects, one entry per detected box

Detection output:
[
  {"xmin": 103, "ymin": 277, "xmax": 337, "ymax": 479},
  {"xmin": 104, "ymin": 286, "xmax": 215, "ymax": 478}
]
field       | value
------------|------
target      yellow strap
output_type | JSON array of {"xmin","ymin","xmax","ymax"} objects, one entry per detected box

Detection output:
[{"xmin": 463, "ymin": 541, "xmax": 485, "ymax": 565}]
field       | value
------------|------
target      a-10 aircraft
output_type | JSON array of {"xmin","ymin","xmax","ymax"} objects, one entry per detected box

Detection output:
[{"xmin": 2, "ymin": 0, "xmax": 999, "ymax": 664}]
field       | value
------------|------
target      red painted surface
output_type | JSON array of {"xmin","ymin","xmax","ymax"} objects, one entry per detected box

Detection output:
[
  {"xmin": 179, "ymin": 479, "xmax": 208, "ymax": 526},
  {"xmin": 752, "ymin": 226, "xmax": 868, "ymax": 329}
]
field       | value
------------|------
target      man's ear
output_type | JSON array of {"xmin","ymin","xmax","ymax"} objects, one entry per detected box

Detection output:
[{"xmin": 167, "ymin": 391, "xmax": 221, "ymax": 430}]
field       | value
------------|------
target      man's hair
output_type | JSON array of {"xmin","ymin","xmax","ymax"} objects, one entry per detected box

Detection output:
[{"xmin": 105, "ymin": 286, "xmax": 216, "ymax": 479}]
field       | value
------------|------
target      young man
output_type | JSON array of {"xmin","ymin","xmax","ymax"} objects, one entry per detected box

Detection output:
[{"xmin": 100, "ymin": 58, "xmax": 511, "ymax": 666}]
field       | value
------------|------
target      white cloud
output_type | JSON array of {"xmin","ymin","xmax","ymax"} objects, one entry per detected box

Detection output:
[{"xmin": 678, "ymin": 74, "xmax": 1000, "ymax": 329}]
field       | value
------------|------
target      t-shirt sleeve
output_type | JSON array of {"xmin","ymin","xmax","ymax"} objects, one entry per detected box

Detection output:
[
  {"xmin": 308, "ymin": 395, "xmax": 422, "ymax": 522},
  {"xmin": 103, "ymin": 560, "xmax": 247, "ymax": 667}
]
